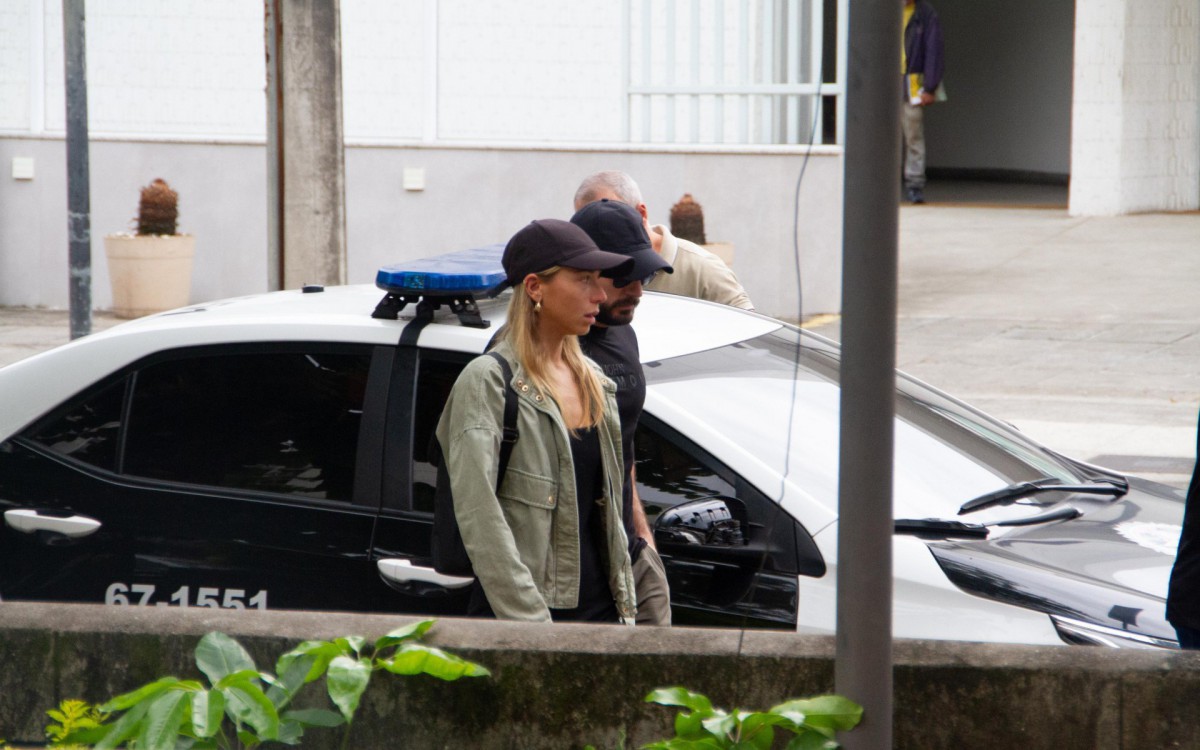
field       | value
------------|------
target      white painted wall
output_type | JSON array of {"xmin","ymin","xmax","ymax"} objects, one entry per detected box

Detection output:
[
  {"xmin": 0, "ymin": 138, "xmax": 270, "ymax": 311},
  {"xmin": 0, "ymin": 138, "xmax": 843, "ymax": 318},
  {"xmin": 1070, "ymin": 0, "xmax": 1200, "ymax": 214},
  {"xmin": 347, "ymin": 145, "xmax": 843, "ymax": 318}
]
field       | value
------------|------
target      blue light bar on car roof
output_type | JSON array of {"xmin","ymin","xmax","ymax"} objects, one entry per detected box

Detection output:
[
  {"xmin": 371, "ymin": 244, "xmax": 508, "ymax": 328},
  {"xmin": 375, "ymin": 244, "xmax": 507, "ymax": 297}
]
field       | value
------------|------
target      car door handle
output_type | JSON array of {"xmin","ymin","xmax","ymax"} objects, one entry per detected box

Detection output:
[
  {"xmin": 4, "ymin": 509, "xmax": 102, "ymax": 538},
  {"xmin": 376, "ymin": 558, "xmax": 474, "ymax": 589}
]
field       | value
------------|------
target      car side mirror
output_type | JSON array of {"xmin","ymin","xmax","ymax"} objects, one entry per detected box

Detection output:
[{"xmin": 654, "ymin": 497, "xmax": 746, "ymax": 549}]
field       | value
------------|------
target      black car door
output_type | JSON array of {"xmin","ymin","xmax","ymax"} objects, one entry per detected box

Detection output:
[
  {"xmin": 370, "ymin": 348, "xmax": 475, "ymax": 614},
  {"xmin": 634, "ymin": 414, "xmax": 825, "ymax": 629},
  {"xmin": 0, "ymin": 343, "xmax": 398, "ymax": 612}
]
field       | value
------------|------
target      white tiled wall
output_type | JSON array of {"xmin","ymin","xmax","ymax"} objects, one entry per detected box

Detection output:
[
  {"xmin": 341, "ymin": 0, "xmax": 426, "ymax": 141},
  {"xmin": 1071, "ymin": 0, "xmax": 1199, "ymax": 215},
  {"xmin": 39, "ymin": 0, "xmax": 265, "ymax": 138},
  {"xmin": 0, "ymin": 2, "xmax": 31, "ymax": 131},
  {"xmin": 7, "ymin": 1, "xmax": 630, "ymax": 144},
  {"xmin": 437, "ymin": 2, "xmax": 624, "ymax": 142}
]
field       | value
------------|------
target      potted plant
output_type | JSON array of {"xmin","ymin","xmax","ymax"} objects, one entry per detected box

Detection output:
[
  {"xmin": 669, "ymin": 193, "xmax": 734, "ymax": 267},
  {"xmin": 104, "ymin": 178, "xmax": 195, "ymax": 318}
]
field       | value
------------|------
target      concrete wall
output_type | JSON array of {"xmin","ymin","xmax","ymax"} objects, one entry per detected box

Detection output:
[
  {"xmin": 0, "ymin": 138, "xmax": 270, "ymax": 312},
  {"xmin": 347, "ymin": 145, "xmax": 844, "ymax": 319},
  {"xmin": 925, "ymin": 0, "xmax": 1076, "ymax": 178},
  {"xmin": 1, "ymin": 602, "xmax": 1199, "ymax": 749},
  {"xmin": 0, "ymin": 137, "xmax": 844, "ymax": 318}
]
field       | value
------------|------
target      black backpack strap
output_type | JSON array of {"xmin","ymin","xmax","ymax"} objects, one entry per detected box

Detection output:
[{"xmin": 487, "ymin": 351, "xmax": 519, "ymax": 491}]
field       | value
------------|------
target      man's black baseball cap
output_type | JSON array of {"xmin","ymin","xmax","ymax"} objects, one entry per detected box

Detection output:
[
  {"xmin": 570, "ymin": 199, "xmax": 673, "ymax": 284},
  {"xmin": 502, "ymin": 219, "xmax": 635, "ymax": 286}
]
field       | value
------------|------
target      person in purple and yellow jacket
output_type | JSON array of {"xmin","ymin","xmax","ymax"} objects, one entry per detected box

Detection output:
[{"xmin": 902, "ymin": 0, "xmax": 946, "ymax": 204}]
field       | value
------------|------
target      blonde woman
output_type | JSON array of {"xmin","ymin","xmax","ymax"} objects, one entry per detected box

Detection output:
[{"xmin": 435, "ymin": 220, "xmax": 638, "ymax": 623}]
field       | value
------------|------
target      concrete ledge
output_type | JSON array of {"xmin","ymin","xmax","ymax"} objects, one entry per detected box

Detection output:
[{"xmin": 1, "ymin": 603, "xmax": 1198, "ymax": 748}]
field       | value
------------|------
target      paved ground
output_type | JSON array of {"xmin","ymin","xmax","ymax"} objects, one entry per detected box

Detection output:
[
  {"xmin": 807, "ymin": 201, "xmax": 1200, "ymax": 488},
  {"xmin": 0, "ymin": 308, "xmax": 121, "ymax": 369},
  {"xmin": 3, "ymin": 194, "xmax": 1199, "ymax": 487}
]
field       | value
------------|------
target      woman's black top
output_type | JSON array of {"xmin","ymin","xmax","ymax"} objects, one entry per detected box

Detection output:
[
  {"xmin": 467, "ymin": 425, "xmax": 618, "ymax": 623},
  {"xmin": 550, "ymin": 426, "xmax": 619, "ymax": 622}
]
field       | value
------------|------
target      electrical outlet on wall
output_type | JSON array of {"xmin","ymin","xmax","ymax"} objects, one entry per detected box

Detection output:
[
  {"xmin": 11, "ymin": 157, "xmax": 34, "ymax": 180},
  {"xmin": 403, "ymin": 167, "xmax": 425, "ymax": 191}
]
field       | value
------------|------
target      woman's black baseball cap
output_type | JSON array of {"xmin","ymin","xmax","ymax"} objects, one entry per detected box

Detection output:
[{"xmin": 502, "ymin": 219, "xmax": 634, "ymax": 286}]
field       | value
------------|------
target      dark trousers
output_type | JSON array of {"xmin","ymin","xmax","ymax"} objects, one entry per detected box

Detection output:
[{"xmin": 1175, "ymin": 624, "xmax": 1200, "ymax": 650}]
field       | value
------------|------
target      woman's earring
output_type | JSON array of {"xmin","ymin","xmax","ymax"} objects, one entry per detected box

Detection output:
[{"xmin": 533, "ymin": 300, "xmax": 542, "ymax": 313}]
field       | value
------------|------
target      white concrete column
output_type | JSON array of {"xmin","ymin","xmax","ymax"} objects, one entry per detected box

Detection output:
[
  {"xmin": 1070, "ymin": 0, "xmax": 1199, "ymax": 215},
  {"xmin": 267, "ymin": 0, "xmax": 348, "ymax": 290}
]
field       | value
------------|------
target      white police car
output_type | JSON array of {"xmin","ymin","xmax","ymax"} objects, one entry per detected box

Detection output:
[{"xmin": 0, "ymin": 249, "xmax": 1183, "ymax": 648}]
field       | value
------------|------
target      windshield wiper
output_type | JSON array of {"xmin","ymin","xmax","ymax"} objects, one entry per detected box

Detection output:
[
  {"xmin": 895, "ymin": 518, "xmax": 989, "ymax": 539},
  {"xmin": 897, "ymin": 505, "xmax": 1085, "ymax": 541},
  {"xmin": 992, "ymin": 505, "xmax": 1082, "ymax": 526},
  {"xmin": 958, "ymin": 477, "xmax": 1127, "ymax": 516}
]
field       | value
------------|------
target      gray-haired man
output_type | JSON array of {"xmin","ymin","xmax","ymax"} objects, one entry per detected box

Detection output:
[{"xmin": 574, "ymin": 171, "xmax": 754, "ymax": 311}]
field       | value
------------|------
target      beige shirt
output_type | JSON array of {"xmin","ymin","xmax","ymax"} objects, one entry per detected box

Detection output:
[{"xmin": 646, "ymin": 225, "xmax": 755, "ymax": 311}]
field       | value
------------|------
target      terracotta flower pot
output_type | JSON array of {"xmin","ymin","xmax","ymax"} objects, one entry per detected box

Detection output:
[{"xmin": 104, "ymin": 234, "xmax": 195, "ymax": 318}]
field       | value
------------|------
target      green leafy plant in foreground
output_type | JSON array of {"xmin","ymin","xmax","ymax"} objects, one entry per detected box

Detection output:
[
  {"xmin": 46, "ymin": 699, "xmax": 108, "ymax": 748},
  {"xmin": 53, "ymin": 620, "xmax": 488, "ymax": 750},
  {"xmin": 641, "ymin": 687, "xmax": 862, "ymax": 750}
]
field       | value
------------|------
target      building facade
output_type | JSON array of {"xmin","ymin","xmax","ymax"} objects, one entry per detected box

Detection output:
[{"xmin": 0, "ymin": 0, "xmax": 1195, "ymax": 315}]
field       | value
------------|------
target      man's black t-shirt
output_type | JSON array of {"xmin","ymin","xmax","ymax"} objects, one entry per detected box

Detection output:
[{"xmin": 580, "ymin": 324, "xmax": 646, "ymax": 559}]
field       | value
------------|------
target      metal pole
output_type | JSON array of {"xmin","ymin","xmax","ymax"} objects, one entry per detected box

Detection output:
[
  {"xmin": 835, "ymin": 0, "xmax": 900, "ymax": 747},
  {"xmin": 264, "ymin": 0, "xmax": 283, "ymax": 292},
  {"xmin": 63, "ymin": 0, "xmax": 91, "ymax": 338}
]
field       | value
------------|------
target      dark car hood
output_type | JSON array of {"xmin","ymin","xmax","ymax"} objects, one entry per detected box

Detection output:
[{"xmin": 927, "ymin": 477, "xmax": 1184, "ymax": 644}]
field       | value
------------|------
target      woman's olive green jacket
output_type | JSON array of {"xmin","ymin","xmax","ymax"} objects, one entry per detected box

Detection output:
[{"xmin": 434, "ymin": 340, "xmax": 637, "ymax": 623}]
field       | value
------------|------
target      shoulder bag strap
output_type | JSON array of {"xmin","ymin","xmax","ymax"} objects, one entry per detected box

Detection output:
[{"xmin": 487, "ymin": 351, "xmax": 519, "ymax": 492}]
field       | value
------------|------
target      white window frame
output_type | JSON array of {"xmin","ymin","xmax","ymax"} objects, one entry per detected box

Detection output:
[{"xmin": 623, "ymin": 0, "xmax": 847, "ymax": 146}]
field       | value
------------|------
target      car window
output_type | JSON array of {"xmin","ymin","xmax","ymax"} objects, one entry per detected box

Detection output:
[
  {"xmin": 636, "ymin": 416, "xmax": 820, "ymax": 576},
  {"xmin": 122, "ymin": 349, "xmax": 371, "ymax": 501},
  {"xmin": 409, "ymin": 357, "xmax": 470, "ymax": 514},
  {"xmin": 635, "ymin": 421, "xmax": 737, "ymax": 505},
  {"xmin": 21, "ymin": 376, "xmax": 126, "ymax": 471}
]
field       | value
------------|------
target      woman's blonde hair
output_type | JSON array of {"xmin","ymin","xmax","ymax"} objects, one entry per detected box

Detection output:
[{"xmin": 503, "ymin": 267, "xmax": 606, "ymax": 429}]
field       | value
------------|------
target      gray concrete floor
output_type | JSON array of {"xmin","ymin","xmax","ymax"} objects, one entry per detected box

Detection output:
[
  {"xmin": 4, "ymin": 193, "xmax": 1199, "ymax": 487},
  {"xmin": 920, "ymin": 177, "xmax": 1068, "ymax": 208},
  {"xmin": 0, "ymin": 308, "xmax": 121, "ymax": 369},
  {"xmin": 806, "ymin": 194, "xmax": 1200, "ymax": 487}
]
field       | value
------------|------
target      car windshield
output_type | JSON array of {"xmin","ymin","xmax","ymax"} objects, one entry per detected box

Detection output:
[{"xmin": 643, "ymin": 327, "xmax": 1088, "ymax": 521}]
